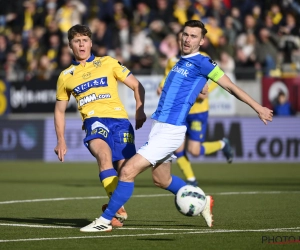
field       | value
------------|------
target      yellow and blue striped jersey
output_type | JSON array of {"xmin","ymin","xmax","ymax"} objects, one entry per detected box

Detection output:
[
  {"xmin": 159, "ymin": 52, "xmax": 218, "ymax": 114},
  {"xmin": 56, "ymin": 54, "xmax": 130, "ymax": 121}
]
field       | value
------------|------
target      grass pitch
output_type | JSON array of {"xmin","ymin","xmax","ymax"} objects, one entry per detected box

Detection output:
[{"xmin": 0, "ymin": 161, "xmax": 299, "ymax": 250}]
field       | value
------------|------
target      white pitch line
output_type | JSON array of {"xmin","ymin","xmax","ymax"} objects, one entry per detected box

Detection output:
[
  {"xmin": 1, "ymin": 191, "xmax": 300, "ymax": 205},
  {"xmin": 1, "ymin": 227, "xmax": 300, "ymax": 243},
  {"xmin": 0, "ymin": 223, "xmax": 74, "ymax": 229}
]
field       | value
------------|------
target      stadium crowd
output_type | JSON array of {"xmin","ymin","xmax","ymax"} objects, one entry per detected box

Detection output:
[{"xmin": 0, "ymin": 0, "xmax": 300, "ymax": 82}]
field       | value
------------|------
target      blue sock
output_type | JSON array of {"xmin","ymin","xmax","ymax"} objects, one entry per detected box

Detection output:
[
  {"xmin": 174, "ymin": 150, "xmax": 185, "ymax": 158},
  {"xmin": 200, "ymin": 145, "xmax": 205, "ymax": 155},
  {"xmin": 165, "ymin": 175, "xmax": 186, "ymax": 195},
  {"xmin": 102, "ymin": 181, "xmax": 134, "ymax": 221}
]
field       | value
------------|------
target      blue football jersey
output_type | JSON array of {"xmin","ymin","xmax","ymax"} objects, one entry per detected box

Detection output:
[{"xmin": 152, "ymin": 52, "xmax": 224, "ymax": 125}]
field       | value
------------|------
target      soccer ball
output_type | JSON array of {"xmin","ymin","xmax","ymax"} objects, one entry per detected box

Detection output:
[{"xmin": 175, "ymin": 185, "xmax": 206, "ymax": 216}]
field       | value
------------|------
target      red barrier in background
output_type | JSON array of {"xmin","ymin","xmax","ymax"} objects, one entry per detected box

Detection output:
[{"xmin": 262, "ymin": 77, "xmax": 300, "ymax": 112}]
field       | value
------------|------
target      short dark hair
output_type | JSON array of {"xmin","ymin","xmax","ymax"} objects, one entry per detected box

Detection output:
[
  {"xmin": 184, "ymin": 20, "xmax": 207, "ymax": 37},
  {"xmin": 67, "ymin": 24, "xmax": 92, "ymax": 42}
]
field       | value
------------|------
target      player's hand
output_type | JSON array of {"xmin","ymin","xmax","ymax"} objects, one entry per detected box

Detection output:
[
  {"xmin": 257, "ymin": 107, "xmax": 273, "ymax": 125},
  {"xmin": 156, "ymin": 86, "xmax": 162, "ymax": 96},
  {"xmin": 201, "ymin": 83, "xmax": 208, "ymax": 95},
  {"xmin": 54, "ymin": 141, "xmax": 67, "ymax": 162},
  {"xmin": 135, "ymin": 108, "xmax": 147, "ymax": 130}
]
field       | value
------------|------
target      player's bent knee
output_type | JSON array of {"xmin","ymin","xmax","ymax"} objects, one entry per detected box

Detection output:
[{"xmin": 119, "ymin": 165, "xmax": 138, "ymax": 182}]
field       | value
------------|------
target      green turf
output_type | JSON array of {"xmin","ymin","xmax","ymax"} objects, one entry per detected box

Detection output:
[{"xmin": 0, "ymin": 161, "xmax": 300, "ymax": 250}]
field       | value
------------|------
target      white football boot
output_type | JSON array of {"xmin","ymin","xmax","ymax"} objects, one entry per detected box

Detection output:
[
  {"xmin": 200, "ymin": 195, "xmax": 214, "ymax": 227},
  {"xmin": 80, "ymin": 218, "xmax": 112, "ymax": 232}
]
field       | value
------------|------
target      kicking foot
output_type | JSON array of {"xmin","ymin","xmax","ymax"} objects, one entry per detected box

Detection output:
[
  {"xmin": 200, "ymin": 195, "xmax": 214, "ymax": 227},
  {"xmin": 80, "ymin": 218, "xmax": 112, "ymax": 232}
]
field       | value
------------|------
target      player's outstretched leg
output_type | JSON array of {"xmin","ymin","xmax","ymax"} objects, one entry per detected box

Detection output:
[
  {"xmin": 200, "ymin": 195, "xmax": 214, "ymax": 227},
  {"xmin": 222, "ymin": 138, "xmax": 233, "ymax": 163},
  {"xmin": 80, "ymin": 218, "xmax": 112, "ymax": 232}
]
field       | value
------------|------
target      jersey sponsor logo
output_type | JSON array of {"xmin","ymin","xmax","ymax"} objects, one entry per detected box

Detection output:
[
  {"xmin": 63, "ymin": 66, "xmax": 75, "ymax": 75},
  {"xmin": 121, "ymin": 132, "xmax": 134, "ymax": 144},
  {"xmin": 73, "ymin": 77, "xmax": 108, "ymax": 95},
  {"xmin": 93, "ymin": 59, "xmax": 101, "ymax": 68},
  {"xmin": 82, "ymin": 72, "xmax": 91, "ymax": 79},
  {"xmin": 186, "ymin": 62, "xmax": 193, "ymax": 67},
  {"xmin": 79, "ymin": 93, "xmax": 111, "ymax": 107},
  {"xmin": 171, "ymin": 65, "xmax": 189, "ymax": 77}
]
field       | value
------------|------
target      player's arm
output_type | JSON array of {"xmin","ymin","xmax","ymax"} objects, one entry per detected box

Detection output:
[
  {"xmin": 123, "ymin": 74, "xmax": 147, "ymax": 130},
  {"xmin": 217, "ymin": 74, "xmax": 273, "ymax": 125},
  {"xmin": 54, "ymin": 100, "xmax": 68, "ymax": 162}
]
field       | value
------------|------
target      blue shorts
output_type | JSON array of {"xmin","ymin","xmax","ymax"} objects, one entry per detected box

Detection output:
[
  {"xmin": 185, "ymin": 111, "xmax": 208, "ymax": 142},
  {"xmin": 83, "ymin": 117, "xmax": 136, "ymax": 162}
]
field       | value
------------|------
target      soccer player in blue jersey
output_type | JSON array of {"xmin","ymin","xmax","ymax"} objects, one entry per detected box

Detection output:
[
  {"xmin": 54, "ymin": 24, "xmax": 146, "ymax": 228},
  {"xmin": 157, "ymin": 31, "xmax": 233, "ymax": 187},
  {"xmin": 80, "ymin": 20, "xmax": 273, "ymax": 232}
]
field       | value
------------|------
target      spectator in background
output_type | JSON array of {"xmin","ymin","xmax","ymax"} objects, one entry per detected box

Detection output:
[
  {"xmin": 55, "ymin": 0, "xmax": 87, "ymax": 43},
  {"xmin": 215, "ymin": 34, "xmax": 234, "ymax": 60},
  {"xmin": 56, "ymin": 44, "xmax": 72, "ymax": 71},
  {"xmin": 172, "ymin": 0, "xmax": 196, "ymax": 26},
  {"xmin": 36, "ymin": 54, "xmax": 55, "ymax": 80},
  {"xmin": 255, "ymin": 27, "xmax": 279, "ymax": 76},
  {"xmin": 90, "ymin": 18, "xmax": 114, "ymax": 55},
  {"xmin": 115, "ymin": 17, "xmax": 132, "ymax": 63},
  {"xmin": 133, "ymin": 1, "xmax": 153, "ymax": 29},
  {"xmin": 236, "ymin": 33, "xmax": 256, "ymax": 68},
  {"xmin": 223, "ymin": 16, "xmax": 238, "ymax": 47},
  {"xmin": 130, "ymin": 24, "xmax": 156, "ymax": 74},
  {"xmin": 204, "ymin": 16, "xmax": 223, "ymax": 48},
  {"xmin": 273, "ymin": 90, "xmax": 295, "ymax": 116},
  {"xmin": 206, "ymin": 0, "xmax": 228, "ymax": 27},
  {"xmin": 216, "ymin": 51, "xmax": 236, "ymax": 83},
  {"xmin": 44, "ymin": 1, "xmax": 57, "ymax": 28},
  {"xmin": 229, "ymin": 7, "xmax": 243, "ymax": 34},
  {"xmin": 148, "ymin": 19, "xmax": 170, "ymax": 49},
  {"xmin": 159, "ymin": 33, "xmax": 179, "ymax": 59},
  {"xmin": 4, "ymin": 51, "xmax": 25, "ymax": 82},
  {"xmin": 278, "ymin": 13, "xmax": 300, "ymax": 64},
  {"xmin": 152, "ymin": 0, "xmax": 175, "ymax": 25},
  {"xmin": 268, "ymin": 3, "xmax": 283, "ymax": 28},
  {"xmin": 193, "ymin": 0, "xmax": 211, "ymax": 22}
]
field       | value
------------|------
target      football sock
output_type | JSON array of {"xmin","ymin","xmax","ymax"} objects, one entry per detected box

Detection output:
[
  {"xmin": 100, "ymin": 181, "xmax": 134, "ymax": 222},
  {"xmin": 202, "ymin": 141, "xmax": 223, "ymax": 155},
  {"xmin": 99, "ymin": 169, "xmax": 118, "ymax": 198},
  {"xmin": 175, "ymin": 151, "xmax": 196, "ymax": 180},
  {"xmin": 165, "ymin": 175, "xmax": 186, "ymax": 194}
]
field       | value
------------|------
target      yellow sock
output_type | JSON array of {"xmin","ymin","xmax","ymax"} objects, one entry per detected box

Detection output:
[
  {"xmin": 202, "ymin": 141, "xmax": 222, "ymax": 155},
  {"xmin": 177, "ymin": 154, "xmax": 196, "ymax": 180},
  {"xmin": 102, "ymin": 176, "xmax": 118, "ymax": 198}
]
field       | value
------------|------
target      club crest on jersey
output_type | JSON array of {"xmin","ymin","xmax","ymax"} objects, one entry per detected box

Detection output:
[
  {"xmin": 93, "ymin": 59, "xmax": 101, "ymax": 68},
  {"xmin": 82, "ymin": 72, "xmax": 91, "ymax": 79}
]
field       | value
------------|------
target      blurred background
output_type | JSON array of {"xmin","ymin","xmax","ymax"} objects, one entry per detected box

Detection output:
[{"xmin": 0, "ymin": 0, "xmax": 299, "ymax": 163}]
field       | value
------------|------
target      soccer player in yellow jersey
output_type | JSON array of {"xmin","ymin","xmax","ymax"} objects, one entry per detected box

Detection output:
[
  {"xmin": 157, "ymin": 31, "xmax": 233, "ymax": 186},
  {"xmin": 54, "ymin": 24, "xmax": 146, "ymax": 227}
]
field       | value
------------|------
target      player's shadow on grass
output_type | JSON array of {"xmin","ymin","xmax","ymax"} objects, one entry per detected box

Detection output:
[{"xmin": 0, "ymin": 217, "xmax": 90, "ymax": 228}]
